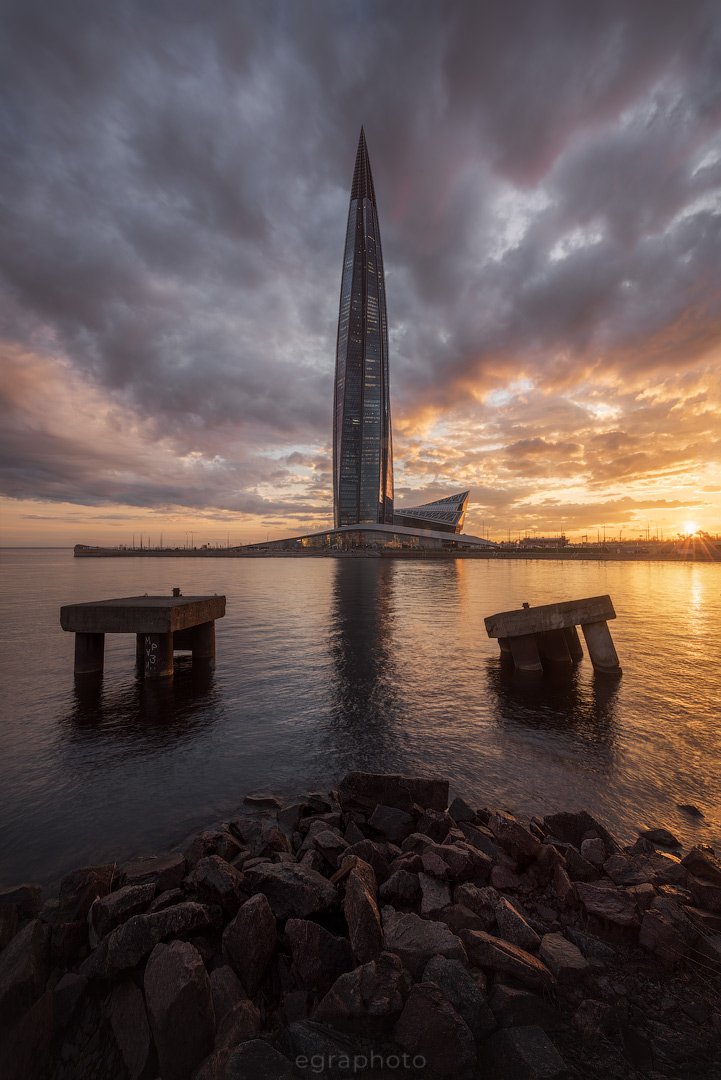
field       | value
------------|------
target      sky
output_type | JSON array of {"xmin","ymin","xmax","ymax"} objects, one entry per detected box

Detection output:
[{"xmin": 1, "ymin": 0, "xmax": 720, "ymax": 547}]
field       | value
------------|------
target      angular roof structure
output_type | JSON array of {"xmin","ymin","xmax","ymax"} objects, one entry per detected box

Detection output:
[{"xmin": 393, "ymin": 491, "xmax": 470, "ymax": 535}]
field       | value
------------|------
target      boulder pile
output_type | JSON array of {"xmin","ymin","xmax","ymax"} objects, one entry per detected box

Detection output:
[{"xmin": 1, "ymin": 771, "xmax": 720, "ymax": 1079}]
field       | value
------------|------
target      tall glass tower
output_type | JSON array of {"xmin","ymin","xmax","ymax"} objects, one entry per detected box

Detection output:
[{"xmin": 333, "ymin": 128, "xmax": 394, "ymax": 527}]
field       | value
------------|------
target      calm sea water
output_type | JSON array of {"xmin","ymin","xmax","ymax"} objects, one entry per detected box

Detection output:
[{"xmin": 1, "ymin": 549, "xmax": 720, "ymax": 888}]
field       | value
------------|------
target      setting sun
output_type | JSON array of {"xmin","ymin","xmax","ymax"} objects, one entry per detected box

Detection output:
[{"xmin": 684, "ymin": 522, "xmax": 699, "ymax": 535}]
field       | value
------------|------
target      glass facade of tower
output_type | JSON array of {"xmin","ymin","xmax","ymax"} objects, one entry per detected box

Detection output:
[{"xmin": 333, "ymin": 129, "xmax": 393, "ymax": 527}]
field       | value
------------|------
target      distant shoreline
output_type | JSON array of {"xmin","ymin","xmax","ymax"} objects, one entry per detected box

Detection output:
[{"xmin": 72, "ymin": 544, "xmax": 721, "ymax": 562}]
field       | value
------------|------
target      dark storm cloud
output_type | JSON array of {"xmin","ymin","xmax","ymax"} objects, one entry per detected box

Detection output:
[{"xmin": 0, "ymin": 0, "xmax": 720, "ymax": 521}]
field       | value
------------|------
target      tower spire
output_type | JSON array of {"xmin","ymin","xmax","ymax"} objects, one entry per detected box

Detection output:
[{"xmin": 351, "ymin": 126, "xmax": 376, "ymax": 205}]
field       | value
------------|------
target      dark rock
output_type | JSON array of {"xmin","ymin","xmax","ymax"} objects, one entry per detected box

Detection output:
[
  {"xmin": 564, "ymin": 927, "xmax": 622, "ymax": 966},
  {"xmin": 244, "ymin": 792, "xmax": 281, "ymax": 808},
  {"xmin": 105, "ymin": 902, "xmax": 218, "ymax": 976},
  {"xmin": 538, "ymin": 933, "xmax": 590, "ymax": 982},
  {"xmin": 50, "ymin": 918, "xmax": 87, "ymax": 965},
  {"xmin": 495, "ymin": 897, "xmax": 541, "ymax": 952},
  {"xmin": 185, "ymin": 829, "xmax": 243, "ymax": 869},
  {"xmin": 0, "ymin": 918, "xmax": 49, "ymax": 1035},
  {"xmin": 458, "ymin": 821, "xmax": 505, "ymax": 860},
  {"xmin": 424, "ymin": 841, "xmax": 492, "ymax": 882},
  {"xmin": 144, "ymin": 939, "xmax": 215, "ymax": 1080},
  {"xmin": 437, "ymin": 904, "xmax": 488, "ymax": 934},
  {"xmin": 627, "ymin": 836, "xmax": 656, "ymax": 855},
  {"xmin": 191, "ymin": 855, "xmax": 246, "ymax": 915},
  {"xmin": 337, "ymin": 771, "xmax": 448, "ymax": 814},
  {"xmin": 454, "ymin": 882, "xmax": 500, "ymax": 924},
  {"xmin": 278, "ymin": 1021, "xmax": 374, "ymax": 1079},
  {"xmin": 640, "ymin": 826, "xmax": 681, "ymax": 848},
  {"xmin": 628, "ymin": 882, "xmax": 656, "ymax": 910},
  {"xmin": 418, "ymin": 872, "xmax": 451, "ymax": 918},
  {"xmin": 459, "ymin": 930, "xmax": 555, "ymax": 992},
  {"xmin": 368, "ymin": 804, "xmax": 414, "ymax": 844},
  {"xmin": 223, "ymin": 893, "xmax": 277, "ymax": 996},
  {"xmin": 0, "ymin": 989, "xmax": 53, "ymax": 1080},
  {"xmin": 387, "ymin": 851, "xmax": 423, "ymax": 876},
  {"xmin": 122, "ymin": 852, "xmax": 187, "ymax": 892},
  {"xmin": 682, "ymin": 845, "xmax": 721, "ymax": 885},
  {"xmin": 56, "ymin": 864, "xmax": 116, "ymax": 922},
  {"xmin": 422, "ymin": 955, "xmax": 496, "ymax": 1040},
  {"xmin": 415, "ymin": 808, "xmax": 453, "ymax": 843},
  {"xmin": 572, "ymin": 998, "xmax": 620, "ymax": 1037},
  {"xmin": 299, "ymin": 850, "xmax": 326, "ymax": 874},
  {"xmin": 224, "ymin": 1038, "xmax": 296, "ymax": 1079},
  {"xmin": 90, "ymin": 882, "xmax": 155, "ymax": 940},
  {"xmin": 400, "ymin": 832, "xmax": 434, "ymax": 854},
  {"xmin": 551, "ymin": 865, "xmax": 574, "ymax": 906},
  {"xmin": 243, "ymin": 862, "xmax": 337, "ymax": 919},
  {"xmin": 491, "ymin": 864, "xmax": 522, "ymax": 891},
  {"xmin": 479, "ymin": 1025, "xmax": 570, "ymax": 1079},
  {"xmin": 312, "ymin": 829, "xmax": 348, "ymax": 865},
  {"xmin": 575, "ymin": 882, "xmax": 639, "ymax": 934},
  {"xmin": 277, "ymin": 802, "xmax": 308, "ymax": 833},
  {"xmin": 215, "ymin": 998, "xmax": 262, "ymax": 1050},
  {"xmin": 0, "ymin": 905, "xmax": 18, "ymax": 950},
  {"xmin": 340, "ymin": 840, "xmax": 389, "ymax": 884},
  {"xmin": 285, "ymin": 918, "xmax": 355, "ymax": 997},
  {"xmin": 543, "ymin": 810, "xmax": 622, "ymax": 855},
  {"xmin": 146, "ymin": 887, "xmax": 185, "ymax": 913},
  {"xmin": 687, "ymin": 873, "xmax": 721, "ymax": 912},
  {"xmin": 553, "ymin": 844, "xmax": 598, "ymax": 883},
  {"xmin": 344, "ymin": 820, "xmax": 365, "ymax": 845},
  {"xmin": 394, "ymin": 982, "xmax": 476, "ymax": 1077},
  {"xmin": 378, "ymin": 869, "xmax": 421, "ymax": 907},
  {"xmin": 0, "ymin": 885, "xmax": 42, "ymax": 918},
  {"xmin": 638, "ymin": 908, "xmax": 689, "ymax": 963},
  {"xmin": 51, "ymin": 971, "xmax": 86, "ymax": 1031},
  {"xmin": 381, "ymin": 909, "xmax": 467, "ymax": 978},
  {"xmin": 579, "ymin": 837, "xmax": 605, "ymax": 865},
  {"xmin": 282, "ymin": 989, "xmax": 309, "ymax": 1024},
  {"xmin": 448, "ymin": 796, "xmax": 476, "ymax": 822},
  {"xmin": 109, "ymin": 978, "xmax": 154, "ymax": 1080},
  {"xmin": 603, "ymin": 852, "xmax": 686, "ymax": 888},
  {"xmin": 210, "ymin": 965, "xmax": 247, "ymax": 1025},
  {"xmin": 315, "ymin": 951, "xmax": 412, "ymax": 1033},
  {"xmin": 489, "ymin": 812, "xmax": 541, "ymax": 860},
  {"xmin": 489, "ymin": 985, "xmax": 560, "ymax": 1031},
  {"xmin": 344, "ymin": 864, "xmax": 383, "ymax": 964}
]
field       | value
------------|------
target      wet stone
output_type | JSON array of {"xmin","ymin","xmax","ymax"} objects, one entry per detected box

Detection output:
[
  {"xmin": 90, "ymin": 883, "xmax": 155, "ymax": 940},
  {"xmin": 121, "ymin": 852, "xmax": 187, "ymax": 893},
  {"xmin": 144, "ymin": 940, "xmax": 215, "ymax": 1080},
  {"xmin": 243, "ymin": 862, "xmax": 337, "ymax": 920},
  {"xmin": 190, "ymin": 855, "xmax": 246, "ymax": 916},
  {"xmin": 368, "ymin": 804, "xmax": 415, "ymax": 844},
  {"xmin": 0, "ymin": 885, "xmax": 42, "ymax": 918},
  {"xmin": 223, "ymin": 893, "xmax": 277, "ymax": 997}
]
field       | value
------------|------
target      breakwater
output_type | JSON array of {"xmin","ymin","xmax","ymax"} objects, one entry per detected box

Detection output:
[{"xmin": 1, "ymin": 772, "xmax": 720, "ymax": 1079}]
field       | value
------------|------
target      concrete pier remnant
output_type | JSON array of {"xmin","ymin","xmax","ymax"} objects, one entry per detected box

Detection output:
[
  {"xmin": 484, "ymin": 594, "xmax": 621, "ymax": 675},
  {"xmin": 60, "ymin": 592, "xmax": 226, "ymax": 678}
]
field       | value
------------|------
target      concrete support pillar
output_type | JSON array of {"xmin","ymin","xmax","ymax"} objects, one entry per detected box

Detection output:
[
  {"xmin": 581, "ymin": 621, "xmax": 622, "ymax": 675},
  {"xmin": 536, "ymin": 629, "xmax": 573, "ymax": 666},
  {"xmin": 498, "ymin": 637, "xmax": 512, "ymax": 656},
  {"xmin": 191, "ymin": 621, "xmax": 215, "ymax": 663},
  {"xmin": 74, "ymin": 632, "xmax": 105, "ymax": 675},
  {"xmin": 563, "ymin": 625, "xmax": 584, "ymax": 662},
  {"xmin": 136, "ymin": 633, "xmax": 145, "ymax": 672},
  {"xmin": 508, "ymin": 633, "xmax": 543, "ymax": 673},
  {"xmin": 143, "ymin": 632, "xmax": 174, "ymax": 679}
]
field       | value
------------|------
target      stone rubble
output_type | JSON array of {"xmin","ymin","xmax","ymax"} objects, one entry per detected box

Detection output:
[{"xmin": 0, "ymin": 770, "xmax": 719, "ymax": 1079}]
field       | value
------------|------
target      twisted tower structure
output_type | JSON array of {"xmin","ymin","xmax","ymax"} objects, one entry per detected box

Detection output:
[{"xmin": 333, "ymin": 128, "xmax": 394, "ymax": 527}]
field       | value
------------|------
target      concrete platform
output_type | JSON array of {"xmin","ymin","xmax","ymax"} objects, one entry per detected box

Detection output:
[
  {"xmin": 485, "ymin": 595, "xmax": 621, "ymax": 675},
  {"xmin": 60, "ymin": 593, "xmax": 226, "ymax": 678}
]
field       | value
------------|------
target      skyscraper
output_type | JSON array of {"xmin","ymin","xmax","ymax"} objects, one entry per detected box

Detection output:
[{"xmin": 333, "ymin": 128, "xmax": 393, "ymax": 527}]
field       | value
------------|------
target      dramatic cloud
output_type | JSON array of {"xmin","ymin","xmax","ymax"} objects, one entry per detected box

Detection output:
[{"xmin": 1, "ymin": 0, "xmax": 720, "ymax": 542}]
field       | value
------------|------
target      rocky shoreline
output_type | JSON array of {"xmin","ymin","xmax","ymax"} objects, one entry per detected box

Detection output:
[{"xmin": 1, "ymin": 771, "xmax": 720, "ymax": 1080}]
